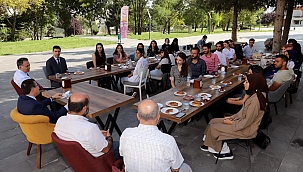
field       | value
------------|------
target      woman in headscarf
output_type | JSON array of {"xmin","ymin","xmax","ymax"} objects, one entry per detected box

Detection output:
[
  {"xmin": 284, "ymin": 49, "xmax": 297, "ymax": 70},
  {"xmin": 200, "ymin": 73, "xmax": 268, "ymax": 160}
]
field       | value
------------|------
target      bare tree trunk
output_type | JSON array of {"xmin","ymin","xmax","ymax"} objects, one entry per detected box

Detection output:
[
  {"xmin": 11, "ymin": 10, "xmax": 17, "ymax": 41},
  {"xmin": 226, "ymin": 18, "xmax": 230, "ymax": 31},
  {"xmin": 273, "ymin": 0, "xmax": 287, "ymax": 53},
  {"xmin": 281, "ymin": 0, "xmax": 294, "ymax": 46},
  {"xmin": 232, "ymin": 4, "xmax": 238, "ymax": 41},
  {"xmin": 107, "ymin": 26, "xmax": 111, "ymax": 35},
  {"xmin": 194, "ymin": 22, "xmax": 197, "ymax": 32},
  {"xmin": 168, "ymin": 20, "xmax": 171, "ymax": 34}
]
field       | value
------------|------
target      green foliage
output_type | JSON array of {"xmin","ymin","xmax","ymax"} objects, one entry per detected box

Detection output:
[{"xmin": 92, "ymin": 23, "xmax": 99, "ymax": 35}]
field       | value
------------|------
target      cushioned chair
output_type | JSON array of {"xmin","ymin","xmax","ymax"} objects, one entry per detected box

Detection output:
[
  {"xmin": 42, "ymin": 66, "xmax": 52, "ymax": 87},
  {"xmin": 268, "ymin": 79, "xmax": 293, "ymax": 115},
  {"xmin": 51, "ymin": 133, "xmax": 123, "ymax": 172},
  {"xmin": 123, "ymin": 67, "xmax": 149, "ymax": 101},
  {"xmin": 11, "ymin": 79, "xmax": 22, "ymax": 95},
  {"xmin": 10, "ymin": 108, "xmax": 55, "ymax": 169}
]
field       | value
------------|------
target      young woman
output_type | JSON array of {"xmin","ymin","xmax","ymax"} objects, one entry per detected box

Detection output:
[
  {"xmin": 170, "ymin": 52, "xmax": 191, "ymax": 88},
  {"xmin": 201, "ymin": 74, "xmax": 268, "ymax": 160},
  {"xmin": 92, "ymin": 43, "xmax": 106, "ymax": 68},
  {"xmin": 170, "ymin": 38, "xmax": 179, "ymax": 53},
  {"xmin": 147, "ymin": 40, "xmax": 159, "ymax": 57},
  {"xmin": 130, "ymin": 43, "xmax": 145, "ymax": 61},
  {"xmin": 121, "ymin": 48, "xmax": 149, "ymax": 92},
  {"xmin": 284, "ymin": 50, "xmax": 296, "ymax": 70},
  {"xmin": 222, "ymin": 40, "xmax": 236, "ymax": 63},
  {"xmin": 150, "ymin": 49, "xmax": 171, "ymax": 77},
  {"xmin": 113, "ymin": 44, "xmax": 128, "ymax": 64},
  {"xmin": 162, "ymin": 38, "xmax": 172, "ymax": 54}
]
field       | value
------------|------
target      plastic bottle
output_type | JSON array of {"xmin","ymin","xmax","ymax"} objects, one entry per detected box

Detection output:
[{"xmin": 186, "ymin": 74, "xmax": 191, "ymax": 86}]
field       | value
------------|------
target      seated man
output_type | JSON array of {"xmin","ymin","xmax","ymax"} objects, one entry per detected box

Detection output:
[
  {"xmin": 54, "ymin": 92, "xmax": 120, "ymax": 160},
  {"xmin": 17, "ymin": 79, "xmax": 68, "ymax": 123},
  {"xmin": 201, "ymin": 44, "xmax": 219, "ymax": 74},
  {"xmin": 46, "ymin": 45, "xmax": 68, "ymax": 88},
  {"xmin": 243, "ymin": 38, "xmax": 258, "ymax": 59},
  {"xmin": 13, "ymin": 58, "xmax": 32, "ymax": 88},
  {"xmin": 268, "ymin": 55, "xmax": 294, "ymax": 91},
  {"xmin": 119, "ymin": 99, "xmax": 192, "ymax": 172},
  {"xmin": 187, "ymin": 47, "xmax": 206, "ymax": 79}
]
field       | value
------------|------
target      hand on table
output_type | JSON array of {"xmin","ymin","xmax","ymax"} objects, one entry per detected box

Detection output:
[{"xmin": 52, "ymin": 93, "xmax": 63, "ymax": 99}]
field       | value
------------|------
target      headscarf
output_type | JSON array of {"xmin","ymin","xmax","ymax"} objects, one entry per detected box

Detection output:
[
  {"xmin": 286, "ymin": 50, "xmax": 297, "ymax": 61},
  {"xmin": 246, "ymin": 73, "xmax": 268, "ymax": 111}
]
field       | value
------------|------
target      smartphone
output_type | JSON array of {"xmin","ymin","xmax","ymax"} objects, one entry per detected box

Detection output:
[{"xmin": 175, "ymin": 112, "xmax": 185, "ymax": 118}]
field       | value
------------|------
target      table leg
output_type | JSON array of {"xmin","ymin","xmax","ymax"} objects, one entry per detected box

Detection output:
[
  {"xmin": 157, "ymin": 120, "xmax": 177, "ymax": 135},
  {"xmin": 95, "ymin": 116, "xmax": 105, "ymax": 129},
  {"xmin": 108, "ymin": 108, "xmax": 122, "ymax": 136}
]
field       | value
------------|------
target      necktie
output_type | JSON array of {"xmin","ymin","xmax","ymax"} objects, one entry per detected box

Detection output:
[
  {"xmin": 57, "ymin": 58, "xmax": 62, "ymax": 73},
  {"xmin": 27, "ymin": 73, "xmax": 44, "ymax": 90}
]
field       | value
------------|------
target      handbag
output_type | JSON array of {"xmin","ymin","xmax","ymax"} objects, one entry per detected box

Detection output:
[{"xmin": 253, "ymin": 130, "xmax": 271, "ymax": 149}]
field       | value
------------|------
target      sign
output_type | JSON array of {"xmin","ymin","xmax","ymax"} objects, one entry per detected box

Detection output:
[{"xmin": 120, "ymin": 6, "xmax": 129, "ymax": 39}]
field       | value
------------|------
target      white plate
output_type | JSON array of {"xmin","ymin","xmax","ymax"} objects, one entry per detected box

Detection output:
[
  {"xmin": 230, "ymin": 65, "xmax": 239, "ymax": 68},
  {"xmin": 190, "ymin": 79, "xmax": 194, "ymax": 83},
  {"xmin": 161, "ymin": 107, "xmax": 179, "ymax": 115},
  {"xmin": 198, "ymin": 93, "xmax": 212, "ymax": 98},
  {"xmin": 189, "ymin": 101, "xmax": 204, "ymax": 107},
  {"xmin": 157, "ymin": 103, "xmax": 163, "ymax": 109},
  {"xmin": 165, "ymin": 101, "xmax": 182, "ymax": 107},
  {"xmin": 203, "ymin": 75, "xmax": 214, "ymax": 78},
  {"xmin": 220, "ymin": 81, "xmax": 232, "ymax": 85},
  {"xmin": 174, "ymin": 91, "xmax": 187, "ymax": 96},
  {"xmin": 74, "ymin": 71, "xmax": 84, "ymax": 75},
  {"xmin": 210, "ymin": 85, "xmax": 221, "ymax": 89}
]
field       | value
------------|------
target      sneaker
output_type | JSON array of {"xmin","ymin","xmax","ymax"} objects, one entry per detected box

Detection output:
[
  {"xmin": 200, "ymin": 145, "xmax": 208, "ymax": 152},
  {"xmin": 213, "ymin": 151, "xmax": 234, "ymax": 160}
]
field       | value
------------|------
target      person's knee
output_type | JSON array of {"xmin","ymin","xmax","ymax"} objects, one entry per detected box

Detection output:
[{"xmin": 179, "ymin": 163, "xmax": 192, "ymax": 172}]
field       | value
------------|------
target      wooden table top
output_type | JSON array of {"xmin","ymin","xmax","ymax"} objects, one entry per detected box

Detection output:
[
  {"xmin": 133, "ymin": 65, "xmax": 249, "ymax": 124},
  {"xmin": 42, "ymin": 82, "xmax": 135, "ymax": 118},
  {"xmin": 48, "ymin": 65, "xmax": 135, "ymax": 84}
]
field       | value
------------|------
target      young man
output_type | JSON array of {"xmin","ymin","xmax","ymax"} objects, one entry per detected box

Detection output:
[
  {"xmin": 119, "ymin": 99, "xmax": 192, "ymax": 172},
  {"xmin": 214, "ymin": 42, "xmax": 229, "ymax": 67},
  {"xmin": 187, "ymin": 47, "xmax": 207, "ymax": 79},
  {"xmin": 13, "ymin": 58, "xmax": 31, "ymax": 87},
  {"xmin": 201, "ymin": 44, "xmax": 219, "ymax": 74},
  {"xmin": 17, "ymin": 79, "xmax": 68, "ymax": 123},
  {"xmin": 243, "ymin": 38, "xmax": 258, "ymax": 59},
  {"xmin": 46, "ymin": 45, "xmax": 68, "ymax": 88},
  {"xmin": 268, "ymin": 55, "xmax": 294, "ymax": 91},
  {"xmin": 54, "ymin": 92, "xmax": 120, "ymax": 160},
  {"xmin": 197, "ymin": 35, "xmax": 207, "ymax": 52}
]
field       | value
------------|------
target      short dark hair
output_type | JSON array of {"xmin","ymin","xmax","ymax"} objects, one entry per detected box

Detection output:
[
  {"xmin": 288, "ymin": 38, "xmax": 297, "ymax": 44},
  {"xmin": 228, "ymin": 39, "xmax": 234, "ymax": 43},
  {"xmin": 17, "ymin": 58, "xmax": 28, "ymax": 69},
  {"xmin": 53, "ymin": 45, "xmax": 61, "ymax": 51},
  {"xmin": 68, "ymin": 97, "xmax": 89, "ymax": 113},
  {"xmin": 223, "ymin": 40, "xmax": 229, "ymax": 44},
  {"xmin": 191, "ymin": 47, "xmax": 200, "ymax": 52},
  {"xmin": 216, "ymin": 42, "xmax": 223, "ymax": 47},
  {"xmin": 249, "ymin": 38, "xmax": 255, "ymax": 42},
  {"xmin": 248, "ymin": 65, "xmax": 264, "ymax": 76},
  {"xmin": 202, "ymin": 35, "xmax": 207, "ymax": 39},
  {"xmin": 202, "ymin": 44, "xmax": 211, "ymax": 49},
  {"xmin": 276, "ymin": 54, "xmax": 288, "ymax": 65},
  {"xmin": 21, "ymin": 79, "xmax": 36, "ymax": 94}
]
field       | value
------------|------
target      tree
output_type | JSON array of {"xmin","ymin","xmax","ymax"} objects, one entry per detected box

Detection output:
[
  {"xmin": 281, "ymin": 0, "xmax": 295, "ymax": 46},
  {"xmin": 272, "ymin": 0, "xmax": 286, "ymax": 53},
  {"xmin": 261, "ymin": 12, "xmax": 275, "ymax": 27},
  {"xmin": 0, "ymin": 0, "xmax": 44, "ymax": 40}
]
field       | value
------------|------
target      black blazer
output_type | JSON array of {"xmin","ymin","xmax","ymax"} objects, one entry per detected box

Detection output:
[
  {"xmin": 17, "ymin": 94, "xmax": 67, "ymax": 124},
  {"xmin": 46, "ymin": 57, "xmax": 68, "ymax": 88}
]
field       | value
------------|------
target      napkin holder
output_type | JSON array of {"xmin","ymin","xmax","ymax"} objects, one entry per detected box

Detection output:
[
  {"xmin": 105, "ymin": 64, "xmax": 111, "ymax": 71},
  {"xmin": 193, "ymin": 79, "xmax": 202, "ymax": 89}
]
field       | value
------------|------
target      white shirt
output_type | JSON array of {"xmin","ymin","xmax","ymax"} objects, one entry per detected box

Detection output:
[
  {"xmin": 214, "ymin": 50, "xmax": 228, "ymax": 66},
  {"xmin": 222, "ymin": 48, "xmax": 235, "ymax": 59},
  {"xmin": 54, "ymin": 114, "xmax": 108, "ymax": 157},
  {"xmin": 128, "ymin": 57, "xmax": 149, "ymax": 82},
  {"xmin": 13, "ymin": 69, "xmax": 31, "ymax": 87},
  {"xmin": 119, "ymin": 124, "xmax": 184, "ymax": 172},
  {"xmin": 287, "ymin": 61, "xmax": 295, "ymax": 70}
]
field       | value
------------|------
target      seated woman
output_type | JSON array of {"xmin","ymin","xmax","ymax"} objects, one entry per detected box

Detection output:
[
  {"xmin": 171, "ymin": 38, "xmax": 179, "ymax": 54},
  {"xmin": 201, "ymin": 73, "xmax": 268, "ymax": 160},
  {"xmin": 284, "ymin": 50, "xmax": 296, "ymax": 70},
  {"xmin": 162, "ymin": 38, "xmax": 172, "ymax": 54},
  {"xmin": 170, "ymin": 52, "xmax": 191, "ymax": 88},
  {"xmin": 130, "ymin": 43, "xmax": 145, "ymax": 61},
  {"xmin": 113, "ymin": 44, "xmax": 128, "ymax": 64},
  {"xmin": 92, "ymin": 43, "xmax": 106, "ymax": 68},
  {"xmin": 121, "ymin": 48, "xmax": 149, "ymax": 93},
  {"xmin": 150, "ymin": 49, "xmax": 171, "ymax": 77},
  {"xmin": 147, "ymin": 40, "xmax": 159, "ymax": 57}
]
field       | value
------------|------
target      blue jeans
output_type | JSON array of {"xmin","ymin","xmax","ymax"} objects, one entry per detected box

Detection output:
[{"xmin": 110, "ymin": 141, "xmax": 120, "ymax": 161}]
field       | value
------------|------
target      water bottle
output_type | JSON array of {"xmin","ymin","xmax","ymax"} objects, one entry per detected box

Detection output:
[
  {"xmin": 238, "ymin": 74, "xmax": 242, "ymax": 81},
  {"xmin": 221, "ymin": 66, "xmax": 226, "ymax": 75},
  {"xmin": 186, "ymin": 74, "xmax": 191, "ymax": 86}
]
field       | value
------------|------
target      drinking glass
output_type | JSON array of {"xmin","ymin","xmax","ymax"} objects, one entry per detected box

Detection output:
[{"xmin": 182, "ymin": 102, "xmax": 189, "ymax": 111}]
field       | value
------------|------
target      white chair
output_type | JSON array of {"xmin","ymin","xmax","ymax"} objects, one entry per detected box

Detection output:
[
  {"xmin": 123, "ymin": 67, "xmax": 149, "ymax": 101},
  {"xmin": 169, "ymin": 54, "xmax": 176, "ymax": 66}
]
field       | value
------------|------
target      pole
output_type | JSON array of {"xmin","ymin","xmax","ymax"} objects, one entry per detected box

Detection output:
[{"xmin": 147, "ymin": 8, "xmax": 151, "ymax": 40}]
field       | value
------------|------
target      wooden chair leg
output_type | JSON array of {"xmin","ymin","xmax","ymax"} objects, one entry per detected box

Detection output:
[
  {"xmin": 26, "ymin": 142, "xmax": 33, "ymax": 156},
  {"xmin": 284, "ymin": 93, "xmax": 288, "ymax": 108},
  {"xmin": 289, "ymin": 93, "xmax": 293, "ymax": 104},
  {"xmin": 274, "ymin": 103, "xmax": 278, "ymax": 115},
  {"xmin": 37, "ymin": 144, "xmax": 41, "ymax": 169}
]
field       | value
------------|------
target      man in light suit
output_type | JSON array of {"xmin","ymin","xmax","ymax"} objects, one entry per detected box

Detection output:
[
  {"xmin": 17, "ymin": 79, "xmax": 68, "ymax": 123},
  {"xmin": 46, "ymin": 45, "xmax": 68, "ymax": 88}
]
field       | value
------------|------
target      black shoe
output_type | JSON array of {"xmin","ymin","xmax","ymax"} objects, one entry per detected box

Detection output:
[
  {"xmin": 200, "ymin": 145, "xmax": 208, "ymax": 152},
  {"xmin": 213, "ymin": 151, "xmax": 234, "ymax": 160}
]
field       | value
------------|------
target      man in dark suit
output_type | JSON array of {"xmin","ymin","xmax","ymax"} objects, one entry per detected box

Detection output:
[
  {"xmin": 17, "ymin": 79, "xmax": 68, "ymax": 123},
  {"xmin": 46, "ymin": 45, "xmax": 68, "ymax": 88}
]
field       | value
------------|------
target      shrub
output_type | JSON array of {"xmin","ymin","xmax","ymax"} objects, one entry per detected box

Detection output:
[{"xmin": 65, "ymin": 17, "xmax": 83, "ymax": 36}]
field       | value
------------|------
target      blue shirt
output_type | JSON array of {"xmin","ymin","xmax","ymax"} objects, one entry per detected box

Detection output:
[
  {"xmin": 187, "ymin": 58, "xmax": 207, "ymax": 79},
  {"xmin": 243, "ymin": 45, "xmax": 257, "ymax": 58}
]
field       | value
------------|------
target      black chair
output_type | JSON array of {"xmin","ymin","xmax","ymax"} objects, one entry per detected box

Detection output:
[
  {"xmin": 107, "ymin": 57, "xmax": 114, "ymax": 64},
  {"xmin": 161, "ymin": 64, "xmax": 172, "ymax": 91},
  {"xmin": 86, "ymin": 61, "xmax": 100, "ymax": 86}
]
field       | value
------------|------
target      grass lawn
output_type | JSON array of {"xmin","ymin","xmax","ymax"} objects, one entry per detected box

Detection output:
[{"xmin": 0, "ymin": 37, "xmax": 115, "ymax": 56}]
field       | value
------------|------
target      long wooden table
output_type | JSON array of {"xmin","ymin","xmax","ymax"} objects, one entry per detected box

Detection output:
[
  {"xmin": 133, "ymin": 65, "xmax": 249, "ymax": 134},
  {"xmin": 42, "ymin": 82, "xmax": 134, "ymax": 136}
]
